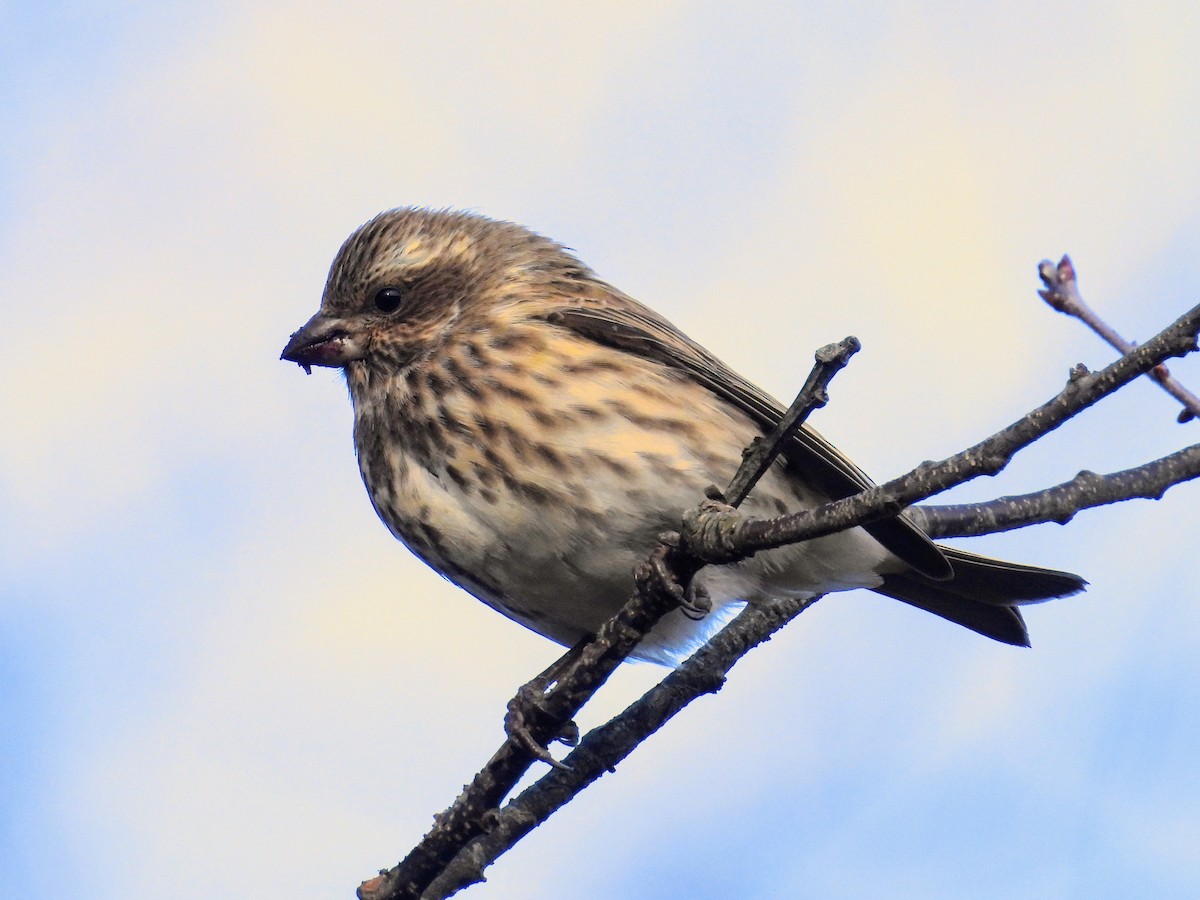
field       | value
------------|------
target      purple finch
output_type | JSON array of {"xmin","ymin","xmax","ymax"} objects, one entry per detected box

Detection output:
[{"xmin": 282, "ymin": 208, "xmax": 1083, "ymax": 665}]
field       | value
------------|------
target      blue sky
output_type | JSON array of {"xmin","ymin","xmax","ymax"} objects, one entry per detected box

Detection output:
[{"xmin": 3, "ymin": 3, "xmax": 1199, "ymax": 898}]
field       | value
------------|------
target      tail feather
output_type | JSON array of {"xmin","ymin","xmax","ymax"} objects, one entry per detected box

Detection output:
[{"xmin": 874, "ymin": 547, "xmax": 1086, "ymax": 646}]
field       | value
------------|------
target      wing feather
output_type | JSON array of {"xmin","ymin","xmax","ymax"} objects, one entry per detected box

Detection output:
[{"xmin": 539, "ymin": 290, "xmax": 953, "ymax": 580}]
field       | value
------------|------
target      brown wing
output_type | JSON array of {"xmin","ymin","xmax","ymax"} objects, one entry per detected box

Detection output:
[{"xmin": 538, "ymin": 288, "xmax": 953, "ymax": 580}]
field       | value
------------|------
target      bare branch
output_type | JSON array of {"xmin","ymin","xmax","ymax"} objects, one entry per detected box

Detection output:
[
  {"xmin": 912, "ymin": 443, "xmax": 1200, "ymax": 538},
  {"xmin": 426, "ymin": 445, "xmax": 1200, "ymax": 894},
  {"xmin": 682, "ymin": 300, "xmax": 1200, "ymax": 564},
  {"xmin": 722, "ymin": 336, "xmax": 860, "ymax": 506},
  {"xmin": 358, "ymin": 555, "xmax": 689, "ymax": 900},
  {"xmin": 423, "ymin": 596, "xmax": 816, "ymax": 899},
  {"xmin": 1040, "ymin": 254, "xmax": 1200, "ymax": 423}
]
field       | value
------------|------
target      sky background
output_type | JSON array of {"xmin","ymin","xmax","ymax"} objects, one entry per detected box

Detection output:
[{"xmin": 3, "ymin": 2, "xmax": 1199, "ymax": 898}]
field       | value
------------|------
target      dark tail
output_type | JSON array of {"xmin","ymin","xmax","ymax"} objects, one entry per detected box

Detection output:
[{"xmin": 873, "ymin": 547, "xmax": 1086, "ymax": 646}]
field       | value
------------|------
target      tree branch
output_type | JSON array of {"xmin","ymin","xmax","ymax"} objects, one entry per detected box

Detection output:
[
  {"xmin": 1039, "ymin": 254, "xmax": 1200, "ymax": 423},
  {"xmin": 911, "ymin": 443, "xmax": 1200, "ymax": 538},
  {"xmin": 680, "ymin": 300, "xmax": 1200, "ymax": 565},
  {"xmin": 426, "ymin": 440, "xmax": 1200, "ymax": 894},
  {"xmin": 424, "ymin": 597, "xmax": 815, "ymax": 899},
  {"xmin": 722, "ymin": 337, "xmax": 861, "ymax": 506}
]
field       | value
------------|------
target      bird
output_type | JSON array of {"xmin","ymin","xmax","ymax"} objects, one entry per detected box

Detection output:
[{"xmin": 281, "ymin": 208, "xmax": 1084, "ymax": 666}]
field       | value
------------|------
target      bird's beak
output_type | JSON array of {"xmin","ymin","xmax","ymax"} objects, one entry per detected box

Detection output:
[{"xmin": 280, "ymin": 312, "xmax": 364, "ymax": 374}]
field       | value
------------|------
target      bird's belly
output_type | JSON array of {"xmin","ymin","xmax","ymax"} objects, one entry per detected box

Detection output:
[
  {"xmin": 358, "ymin": 422, "xmax": 888, "ymax": 665},
  {"xmin": 361, "ymin": 440, "xmax": 692, "ymax": 640},
  {"xmin": 353, "ymin": 360, "xmax": 891, "ymax": 665}
]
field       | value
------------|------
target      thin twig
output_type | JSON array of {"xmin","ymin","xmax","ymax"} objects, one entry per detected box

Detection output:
[
  {"xmin": 723, "ymin": 336, "xmax": 860, "ymax": 506},
  {"xmin": 682, "ymin": 300, "xmax": 1200, "ymax": 564},
  {"xmin": 912, "ymin": 443, "xmax": 1200, "ymax": 538},
  {"xmin": 1039, "ymin": 254, "xmax": 1200, "ymax": 423},
  {"xmin": 357, "ymin": 560, "xmax": 689, "ymax": 900},
  {"xmin": 424, "ymin": 597, "xmax": 816, "ymax": 899}
]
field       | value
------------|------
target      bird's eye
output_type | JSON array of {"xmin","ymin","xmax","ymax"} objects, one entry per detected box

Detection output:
[{"xmin": 373, "ymin": 286, "xmax": 406, "ymax": 314}]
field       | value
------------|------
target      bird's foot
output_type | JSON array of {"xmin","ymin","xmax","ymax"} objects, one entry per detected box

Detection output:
[
  {"xmin": 680, "ymin": 579, "xmax": 712, "ymax": 620},
  {"xmin": 503, "ymin": 640, "xmax": 587, "ymax": 769},
  {"xmin": 505, "ymin": 685, "xmax": 579, "ymax": 770},
  {"xmin": 640, "ymin": 540, "xmax": 712, "ymax": 620}
]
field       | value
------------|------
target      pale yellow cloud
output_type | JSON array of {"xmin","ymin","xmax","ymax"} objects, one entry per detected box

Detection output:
[
  {"xmin": 2, "ymin": 2, "xmax": 694, "ymax": 546},
  {"xmin": 666, "ymin": 7, "xmax": 1200, "ymax": 469},
  {"xmin": 148, "ymin": 2, "xmax": 692, "ymax": 207}
]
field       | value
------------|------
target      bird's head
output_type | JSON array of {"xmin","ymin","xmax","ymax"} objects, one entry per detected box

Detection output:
[{"xmin": 280, "ymin": 207, "xmax": 590, "ymax": 381}]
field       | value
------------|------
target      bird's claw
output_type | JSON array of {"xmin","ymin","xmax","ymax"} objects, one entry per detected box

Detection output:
[
  {"xmin": 639, "ymin": 544, "xmax": 688, "ymax": 605},
  {"xmin": 680, "ymin": 579, "xmax": 712, "ymax": 620},
  {"xmin": 504, "ymin": 681, "xmax": 577, "ymax": 770},
  {"xmin": 637, "ymin": 544, "xmax": 711, "ymax": 619}
]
